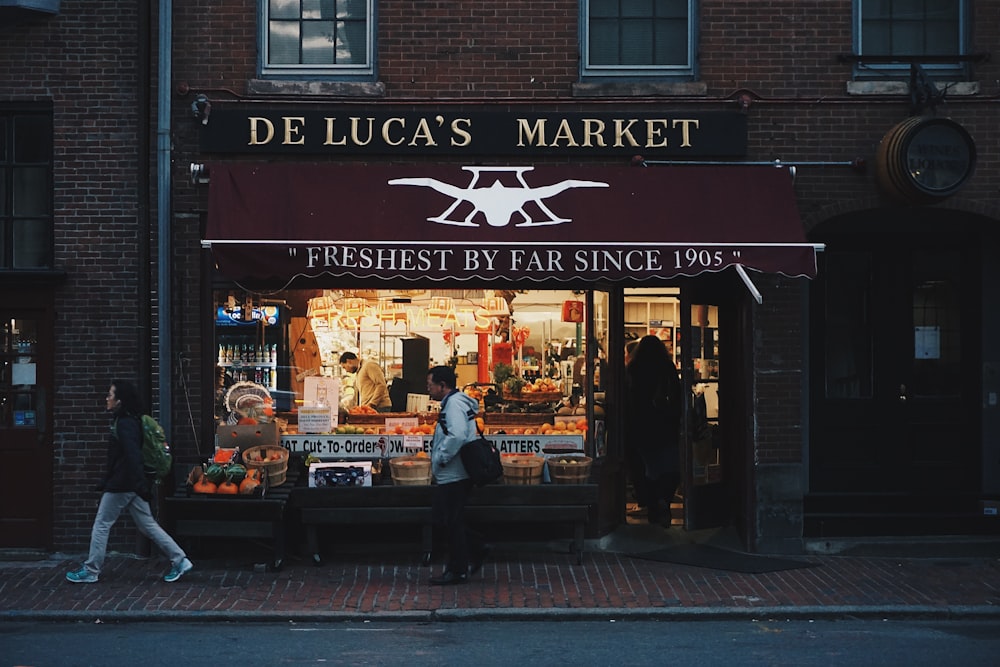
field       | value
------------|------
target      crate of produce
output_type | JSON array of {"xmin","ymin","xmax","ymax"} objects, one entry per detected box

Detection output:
[
  {"xmin": 501, "ymin": 454, "xmax": 544, "ymax": 485},
  {"xmin": 484, "ymin": 412, "xmax": 554, "ymax": 426},
  {"xmin": 547, "ymin": 456, "xmax": 593, "ymax": 484},
  {"xmin": 345, "ymin": 411, "xmax": 417, "ymax": 424},
  {"xmin": 502, "ymin": 388, "xmax": 563, "ymax": 403}
]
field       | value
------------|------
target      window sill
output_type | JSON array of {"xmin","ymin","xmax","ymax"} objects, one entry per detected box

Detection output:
[
  {"xmin": 846, "ymin": 80, "xmax": 980, "ymax": 96},
  {"xmin": 247, "ymin": 79, "xmax": 386, "ymax": 98},
  {"xmin": 572, "ymin": 81, "xmax": 708, "ymax": 98}
]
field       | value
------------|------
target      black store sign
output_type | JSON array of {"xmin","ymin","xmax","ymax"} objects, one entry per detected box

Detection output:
[{"xmin": 200, "ymin": 108, "xmax": 747, "ymax": 157}]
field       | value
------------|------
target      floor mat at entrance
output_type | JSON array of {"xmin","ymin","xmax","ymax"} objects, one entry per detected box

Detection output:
[{"xmin": 628, "ymin": 544, "xmax": 817, "ymax": 573}]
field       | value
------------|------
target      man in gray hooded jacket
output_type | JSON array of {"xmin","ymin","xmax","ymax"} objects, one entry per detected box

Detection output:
[{"xmin": 426, "ymin": 365, "xmax": 489, "ymax": 585}]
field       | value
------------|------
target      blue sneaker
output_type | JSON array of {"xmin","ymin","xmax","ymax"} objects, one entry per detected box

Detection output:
[
  {"xmin": 163, "ymin": 557, "xmax": 193, "ymax": 583},
  {"xmin": 66, "ymin": 567, "xmax": 98, "ymax": 584}
]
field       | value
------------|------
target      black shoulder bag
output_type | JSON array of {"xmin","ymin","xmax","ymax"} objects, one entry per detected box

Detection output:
[{"xmin": 459, "ymin": 417, "xmax": 503, "ymax": 487}]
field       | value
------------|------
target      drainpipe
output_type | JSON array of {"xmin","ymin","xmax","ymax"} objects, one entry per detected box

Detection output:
[{"xmin": 156, "ymin": 0, "xmax": 172, "ymax": 434}]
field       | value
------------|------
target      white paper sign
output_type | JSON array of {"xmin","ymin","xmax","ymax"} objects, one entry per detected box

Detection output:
[
  {"xmin": 298, "ymin": 406, "xmax": 334, "ymax": 434},
  {"xmin": 12, "ymin": 363, "xmax": 36, "ymax": 385},
  {"xmin": 304, "ymin": 376, "xmax": 340, "ymax": 407}
]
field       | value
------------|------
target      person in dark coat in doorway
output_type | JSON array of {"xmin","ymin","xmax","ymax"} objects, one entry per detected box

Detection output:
[{"xmin": 624, "ymin": 335, "xmax": 682, "ymax": 526}]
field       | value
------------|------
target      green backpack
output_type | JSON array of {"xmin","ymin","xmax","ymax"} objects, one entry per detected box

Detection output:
[
  {"xmin": 112, "ymin": 415, "xmax": 173, "ymax": 482},
  {"xmin": 140, "ymin": 415, "xmax": 173, "ymax": 482}
]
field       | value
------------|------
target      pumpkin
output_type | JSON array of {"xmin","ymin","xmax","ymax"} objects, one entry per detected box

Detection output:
[
  {"xmin": 237, "ymin": 417, "xmax": 257, "ymax": 426},
  {"xmin": 216, "ymin": 480, "xmax": 239, "ymax": 494},
  {"xmin": 239, "ymin": 477, "xmax": 261, "ymax": 495},
  {"xmin": 193, "ymin": 478, "xmax": 217, "ymax": 494}
]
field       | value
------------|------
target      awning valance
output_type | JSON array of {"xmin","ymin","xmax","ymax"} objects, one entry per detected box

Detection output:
[{"xmin": 203, "ymin": 163, "xmax": 819, "ymax": 287}]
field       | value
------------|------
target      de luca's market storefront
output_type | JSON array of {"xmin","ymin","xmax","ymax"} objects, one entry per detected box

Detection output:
[{"xmin": 201, "ymin": 161, "xmax": 819, "ymax": 540}]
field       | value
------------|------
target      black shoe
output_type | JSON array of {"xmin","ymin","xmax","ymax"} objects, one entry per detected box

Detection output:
[
  {"xmin": 430, "ymin": 571, "xmax": 468, "ymax": 586},
  {"xmin": 470, "ymin": 545, "xmax": 492, "ymax": 575}
]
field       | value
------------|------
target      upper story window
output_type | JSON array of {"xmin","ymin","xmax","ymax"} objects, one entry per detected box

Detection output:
[
  {"xmin": 581, "ymin": 0, "xmax": 695, "ymax": 79},
  {"xmin": 261, "ymin": 0, "xmax": 375, "ymax": 79},
  {"xmin": 855, "ymin": 0, "xmax": 968, "ymax": 79},
  {"xmin": 0, "ymin": 108, "xmax": 52, "ymax": 270}
]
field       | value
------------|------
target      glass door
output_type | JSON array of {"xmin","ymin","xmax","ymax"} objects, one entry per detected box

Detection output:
[{"xmin": 0, "ymin": 310, "xmax": 54, "ymax": 548}]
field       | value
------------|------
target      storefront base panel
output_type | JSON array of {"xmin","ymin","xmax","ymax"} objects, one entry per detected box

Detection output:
[
  {"xmin": 753, "ymin": 464, "xmax": 804, "ymax": 555},
  {"xmin": 804, "ymin": 492, "xmax": 998, "ymax": 538}
]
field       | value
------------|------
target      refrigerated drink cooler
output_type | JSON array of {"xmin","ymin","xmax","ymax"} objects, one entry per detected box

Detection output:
[{"xmin": 215, "ymin": 304, "xmax": 291, "ymax": 423}]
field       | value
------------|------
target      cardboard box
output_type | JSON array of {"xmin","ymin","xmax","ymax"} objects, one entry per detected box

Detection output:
[
  {"xmin": 309, "ymin": 461, "xmax": 373, "ymax": 488},
  {"xmin": 216, "ymin": 421, "xmax": 279, "ymax": 449}
]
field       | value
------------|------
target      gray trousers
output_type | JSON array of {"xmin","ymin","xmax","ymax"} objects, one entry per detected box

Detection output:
[{"xmin": 83, "ymin": 491, "xmax": 186, "ymax": 575}]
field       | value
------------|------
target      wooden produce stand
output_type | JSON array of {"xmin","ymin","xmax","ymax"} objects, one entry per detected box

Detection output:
[
  {"xmin": 288, "ymin": 483, "xmax": 599, "ymax": 565},
  {"xmin": 162, "ymin": 465, "xmax": 299, "ymax": 572}
]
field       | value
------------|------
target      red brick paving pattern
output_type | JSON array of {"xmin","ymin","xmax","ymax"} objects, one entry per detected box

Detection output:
[{"xmin": 2, "ymin": 549, "xmax": 998, "ymax": 617}]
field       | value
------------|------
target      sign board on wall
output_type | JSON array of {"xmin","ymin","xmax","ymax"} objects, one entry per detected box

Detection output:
[{"xmin": 201, "ymin": 108, "xmax": 748, "ymax": 158}]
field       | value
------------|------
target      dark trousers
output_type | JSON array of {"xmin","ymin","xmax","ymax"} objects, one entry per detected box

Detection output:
[{"xmin": 433, "ymin": 478, "xmax": 484, "ymax": 574}]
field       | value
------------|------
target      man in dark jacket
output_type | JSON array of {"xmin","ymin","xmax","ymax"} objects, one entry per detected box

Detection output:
[{"xmin": 66, "ymin": 379, "xmax": 193, "ymax": 584}]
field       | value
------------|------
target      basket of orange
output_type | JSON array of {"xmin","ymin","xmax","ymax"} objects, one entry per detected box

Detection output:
[
  {"xmin": 389, "ymin": 453, "xmax": 432, "ymax": 485},
  {"xmin": 242, "ymin": 445, "xmax": 290, "ymax": 486}
]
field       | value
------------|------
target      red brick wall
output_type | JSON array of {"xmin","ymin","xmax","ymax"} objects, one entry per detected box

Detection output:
[{"xmin": 3, "ymin": 0, "xmax": 999, "ymax": 549}]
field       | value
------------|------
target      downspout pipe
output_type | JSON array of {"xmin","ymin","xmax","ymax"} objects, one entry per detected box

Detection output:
[{"xmin": 157, "ymin": 0, "xmax": 172, "ymax": 434}]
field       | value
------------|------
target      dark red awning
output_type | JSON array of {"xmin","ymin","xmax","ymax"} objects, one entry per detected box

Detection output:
[{"xmin": 203, "ymin": 163, "xmax": 819, "ymax": 286}]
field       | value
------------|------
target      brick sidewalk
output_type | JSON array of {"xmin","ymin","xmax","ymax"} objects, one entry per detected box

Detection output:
[{"xmin": 3, "ymin": 536, "xmax": 999, "ymax": 621}]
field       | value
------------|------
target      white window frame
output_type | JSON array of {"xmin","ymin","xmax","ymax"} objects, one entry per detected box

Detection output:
[
  {"xmin": 260, "ymin": 0, "xmax": 375, "ymax": 79},
  {"xmin": 580, "ymin": 0, "xmax": 696, "ymax": 79},
  {"xmin": 853, "ymin": 0, "xmax": 969, "ymax": 80}
]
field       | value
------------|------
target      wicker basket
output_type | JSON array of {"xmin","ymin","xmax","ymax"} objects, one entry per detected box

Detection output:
[
  {"xmin": 389, "ymin": 455, "xmax": 432, "ymax": 485},
  {"xmin": 501, "ymin": 454, "xmax": 545, "ymax": 485},
  {"xmin": 547, "ymin": 456, "xmax": 593, "ymax": 484},
  {"xmin": 241, "ymin": 445, "xmax": 290, "ymax": 486},
  {"xmin": 502, "ymin": 389, "xmax": 563, "ymax": 403}
]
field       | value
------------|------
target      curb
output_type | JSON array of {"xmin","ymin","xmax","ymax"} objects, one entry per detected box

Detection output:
[{"xmin": 4, "ymin": 605, "xmax": 1000, "ymax": 624}]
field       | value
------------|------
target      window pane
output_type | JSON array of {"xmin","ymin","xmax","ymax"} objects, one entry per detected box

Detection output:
[
  {"xmin": 622, "ymin": 0, "xmax": 654, "ymax": 18},
  {"xmin": 269, "ymin": 20, "xmax": 301, "ymax": 63},
  {"xmin": 0, "ymin": 118, "xmax": 7, "ymax": 160},
  {"xmin": 302, "ymin": 21, "xmax": 336, "ymax": 64},
  {"xmin": 824, "ymin": 252, "xmax": 873, "ymax": 399},
  {"xmin": 341, "ymin": 0, "xmax": 365, "ymax": 19},
  {"xmin": 13, "ymin": 116, "xmax": 51, "ymax": 163},
  {"xmin": 586, "ymin": 0, "xmax": 689, "ymax": 70},
  {"xmin": 12, "ymin": 167, "xmax": 47, "ymax": 216},
  {"xmin": 13, "ymin": 219, "xmax": 50, "ymax": 268},
  {"xmin": 859, "ymin": 0, "xmax": 961, "ymax": 56},
  {"xmin": 270, "ymin": 0, "xmax": 299, "ymax": 20},
  {"xmin": 621, "ymin": 20, "xmax": 653, "ymax": 65},
  {"xmin": 339, "ymin": 20, "xmax": 367, "ymax": 64},
  {"xmin": 911, "ymin": 250, "xmax": 961, "ymax": 398}
]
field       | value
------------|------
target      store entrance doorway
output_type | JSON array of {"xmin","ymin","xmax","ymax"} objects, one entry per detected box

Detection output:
[
  {"xmin": 807, "ymin": 216, "xmax": 981, "ymax": 534},
  {"xmin": 0, "ymin": 306, "xmax": 54, "ymax": 549},
  {"xmin": 622, "ymin": 287, "xmax": 736, "ymax": 532}
]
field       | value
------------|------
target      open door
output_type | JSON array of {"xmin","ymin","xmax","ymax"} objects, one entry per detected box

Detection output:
[{"xmin": 681, "ymin": 298, "xmax": 733, "ymax": 530}]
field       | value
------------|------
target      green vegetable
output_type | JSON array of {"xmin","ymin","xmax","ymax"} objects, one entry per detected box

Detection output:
[
  {"xmin": 204, "ymin": 463, "xmax": 227, "ymax": 485},
  {"xmin": 226, "ymin": 463, "xmax": 247, "ymax": 484}
]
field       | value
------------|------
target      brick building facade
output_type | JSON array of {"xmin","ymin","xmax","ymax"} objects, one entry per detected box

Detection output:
[{"xmin": 2, "ymin": 1, "xmax": 997, "ymax": 555}]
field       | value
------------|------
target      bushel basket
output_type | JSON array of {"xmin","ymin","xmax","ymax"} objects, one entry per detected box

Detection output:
[
  {"xmin": 547, "ymin": 455, "xmax": 593, "ymax": 484},
  {"xmin": 501, "ymin": 454, "xmax": 544, "ymax": 485},
  {"xmin": 390, "ymin": 455, "xmax": 432, "ymax": 485},
  {"xmin": 241, "ymin": 445, "xmax": 289, "ymax": 486}
]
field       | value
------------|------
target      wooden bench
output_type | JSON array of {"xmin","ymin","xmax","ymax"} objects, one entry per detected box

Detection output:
[
  {"xmin": 289, "ymin": 483, "xmax": 599, "ymax": 566},
  {"xmin": 162, "ymin": 467, "xmax": 299, "ymax": 571}
]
